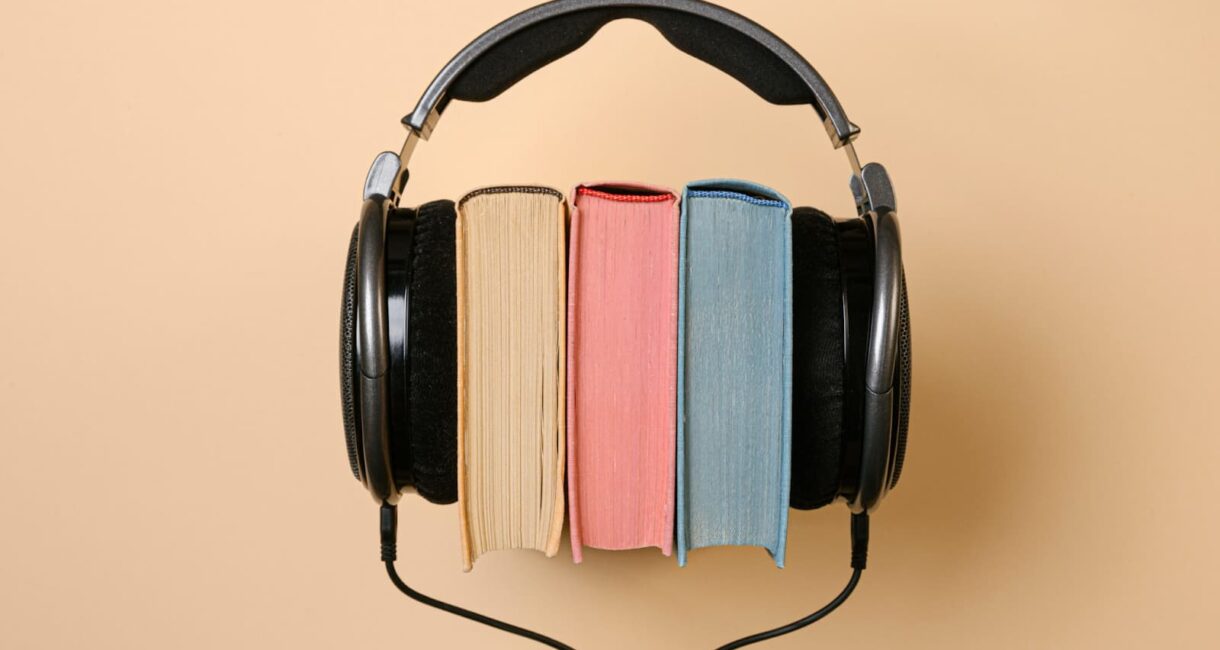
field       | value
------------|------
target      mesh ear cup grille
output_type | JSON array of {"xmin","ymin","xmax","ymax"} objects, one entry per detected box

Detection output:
[
  {"xmin": 340, "ymin": 224, "xmax": 362, "ymax": 481},
  {"xmin": 890, "ymin": 269, "xmax": 911, "ymax": 489}
]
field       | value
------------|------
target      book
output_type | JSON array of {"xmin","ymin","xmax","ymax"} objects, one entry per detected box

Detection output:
[
  {"xmin": 676, "ymin": 179, "xmax": 793, "ymax": 568},
  {"xmin": 566, "ymin": 183, "xmax": 680, "ymax": 563},
  {"xmin": 455, "ymin": 186, "xmax": 568, "ymax": 571}
]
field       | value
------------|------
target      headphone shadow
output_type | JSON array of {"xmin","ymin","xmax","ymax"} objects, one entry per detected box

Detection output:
[{"xmin": 869, "ymin": 297, "xmax": 1041, "ymax": 577}]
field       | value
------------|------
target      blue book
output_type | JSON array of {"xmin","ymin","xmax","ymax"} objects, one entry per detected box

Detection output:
[{"xmin": 676, "ymin": 179, "xmax": 792, "ymax": 568}]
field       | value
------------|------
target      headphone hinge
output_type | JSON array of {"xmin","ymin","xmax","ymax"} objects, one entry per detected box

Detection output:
[
  {"xmin": 849, "ymin": 155, "xmax": 897, "ymax": 218},
  {"xmin": 362, "ymin": 131, "xmax": 422, "ymax": 207}
]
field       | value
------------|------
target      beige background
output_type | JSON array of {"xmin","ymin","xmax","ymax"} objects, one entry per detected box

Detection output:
[{"xmin": 2, "ymin": 0, "xmax": 1218, "ymax": 647}]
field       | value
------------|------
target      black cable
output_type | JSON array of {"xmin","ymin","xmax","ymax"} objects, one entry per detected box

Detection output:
[
  {"xmin": 380, "ymin": 503, "xmax": 868, "ymax": 649},
  {"xmin": 379, "ymin": 504, "xmax": 576, "ymax": 650},
  {"xmin": 713, "ymin": 568, "xmax": 862, "ymax": 649},
  {"xmin": 714, "ymin": 512, "xmax": 871, "ymax": 650}
]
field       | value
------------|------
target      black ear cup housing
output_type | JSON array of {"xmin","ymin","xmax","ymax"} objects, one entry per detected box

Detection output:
[
  {"xmin": 354, "ymin": 197, "xmax": 398, "ymax": 503},
  {"xmin": 850, "ymin": 209, "xmax": 907, "ymax": 513},
  {"xmin": 341, "ymin": 198, "xmax": 458, "ymax": 505}
]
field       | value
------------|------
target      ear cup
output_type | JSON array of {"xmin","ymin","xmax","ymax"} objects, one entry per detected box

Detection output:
[
  {"xmin": 789, "ymin": 208, "xmax": 846, "ymax": 509},
  {"xmin": 406, "ymin": 200, "xmax": 459, "ymax": 504},
  {"xmin": 340, "ymin": 223, "xmax": 364, "ymax": 482}
]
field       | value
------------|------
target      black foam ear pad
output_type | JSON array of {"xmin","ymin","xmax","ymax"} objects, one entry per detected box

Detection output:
[
  {"xmin": 340, "ymin": 223, "xmax": 363, "ymax": 482},
  {"xmin": 406, "ymin": 200, "xmax": 459, "ymax": 504},
  {"xmin": 790, "ymin": 207, "xmax": 846, "ymax": 510}
]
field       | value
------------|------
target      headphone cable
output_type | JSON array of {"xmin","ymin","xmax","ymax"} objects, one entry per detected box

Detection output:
[
  {"xmin": 381, "ymin": 503, "xmax": 867, "ymax": 649},
  {"xmin": 379, "ymin": 503, "xmax": 576, "ymax": 650},
  {"xmin": 714, "ymin": 512, "xmax": 870, "ymax": 649}
]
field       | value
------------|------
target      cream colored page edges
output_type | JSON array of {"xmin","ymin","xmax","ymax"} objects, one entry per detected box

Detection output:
[{"xmin": 456, "ymin": 189, "xmax": 567, "ymax": 571}]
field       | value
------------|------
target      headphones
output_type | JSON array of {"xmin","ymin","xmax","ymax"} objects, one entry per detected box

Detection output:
[{"xmin": 340, "ymin": 1, "xmax": 910, "ymax": 647}]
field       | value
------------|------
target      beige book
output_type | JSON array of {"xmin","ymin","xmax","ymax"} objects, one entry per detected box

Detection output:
[{"xmin": 456, "ymin": 186, "xmax": 568, "ymax": 572}]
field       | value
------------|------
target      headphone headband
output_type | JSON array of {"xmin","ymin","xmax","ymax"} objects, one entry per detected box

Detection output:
[{"xmin": 403, "ymin": 0, "xmax": 860, "ymax": 147}]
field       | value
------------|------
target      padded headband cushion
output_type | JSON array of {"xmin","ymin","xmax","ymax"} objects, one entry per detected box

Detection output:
[
  {"xmin": 789, "ymin": 207, "xmax": 845, "ymax": 510},
  {"xmin": 406, "ymin": 200, "xmax": 459, "ymax": 505},
  {"xmin": 448, "ymin": 8, "xmax": 813, "ymax": 107},
  {"xmin": 340, "ymin": 224, "xmax": 363, "ymax": 481}
]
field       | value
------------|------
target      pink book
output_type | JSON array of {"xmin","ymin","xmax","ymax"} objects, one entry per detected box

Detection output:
[{"xmin": 567, "ymin": 183, "xmax": 680, "ymax": 563}]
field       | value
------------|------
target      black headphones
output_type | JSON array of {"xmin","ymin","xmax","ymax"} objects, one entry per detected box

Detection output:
[{"xmin": 340, "ymin": 1, "xmax": 911, "ymax": 647}]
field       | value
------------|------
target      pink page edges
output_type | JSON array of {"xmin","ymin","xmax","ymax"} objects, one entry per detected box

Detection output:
[{"xmin": 567, "ymin": 182, "xmax": 680, "ymax": 563}]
